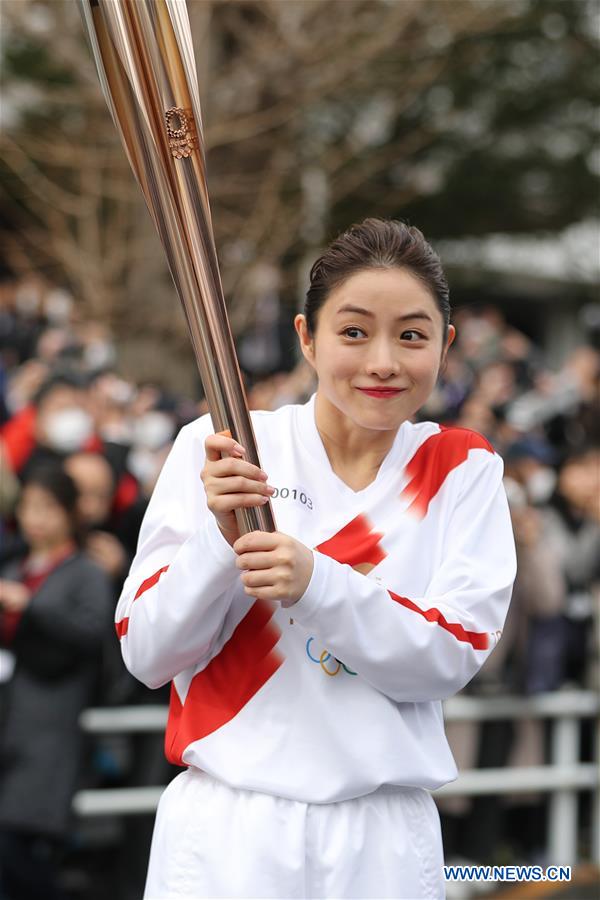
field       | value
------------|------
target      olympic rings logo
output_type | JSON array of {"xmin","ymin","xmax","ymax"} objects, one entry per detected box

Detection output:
[{"xmin": 305, "ymin": 638, "xmax": 357, "ymax": 677}]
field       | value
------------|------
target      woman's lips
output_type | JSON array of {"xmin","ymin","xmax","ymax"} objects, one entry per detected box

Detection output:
[{"xmin": 357, "ymin": 387, "xmax": 405, "ymax": 399}]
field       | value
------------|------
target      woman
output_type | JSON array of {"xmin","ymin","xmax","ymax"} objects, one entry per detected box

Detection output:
[
  {"xmin": 116, "ymin": 218, "xmax": 516, "ymax": 899},
  {"xmin": 0, "ymin": 463, "xmax": 111, "ymax": 900}
]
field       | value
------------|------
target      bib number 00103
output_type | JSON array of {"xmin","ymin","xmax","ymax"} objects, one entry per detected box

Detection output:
[{"xmin": 270, "ymin": 487, "xmax": 313, "ymax": 510}]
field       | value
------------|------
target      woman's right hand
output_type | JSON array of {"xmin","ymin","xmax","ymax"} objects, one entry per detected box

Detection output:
[{"xmin": 201, "ymin": 433, "xmax": 275, "ymax": 547}]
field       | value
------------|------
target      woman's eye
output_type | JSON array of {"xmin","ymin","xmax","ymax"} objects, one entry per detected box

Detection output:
[
  {"xmin": 401, "ymin": 330, "xmax": 425, "ymax": 342},
  {"xmin": 342, "ymin": 327, "xmax": 366, "ymax": 339}
]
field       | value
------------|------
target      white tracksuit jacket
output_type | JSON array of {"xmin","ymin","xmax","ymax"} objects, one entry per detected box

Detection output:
[{"xmin": 116, "ymin": 392, "xmax": 516, "ymax": 804}]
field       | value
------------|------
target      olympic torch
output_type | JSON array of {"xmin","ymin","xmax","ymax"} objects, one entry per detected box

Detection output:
[{"xmin": 79, "ymin": 0, "xmax": 275, "ymax": 537}]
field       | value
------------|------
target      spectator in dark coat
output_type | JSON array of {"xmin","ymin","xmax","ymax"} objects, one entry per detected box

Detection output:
[
  {"xmin": 543, "ymin": 447, "xmax": 600, "ymax": 687},
  {"xmin": 0, "ymin": 464, "xmax": 111, "ymax": 900}
]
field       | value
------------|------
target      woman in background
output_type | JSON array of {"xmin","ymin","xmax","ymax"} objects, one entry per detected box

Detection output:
[{"xmin": 0, "ymin": 463, "xmax": 111, "ymax": 900}]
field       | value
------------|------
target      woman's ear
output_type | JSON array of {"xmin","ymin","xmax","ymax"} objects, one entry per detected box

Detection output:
[
  {"xmin": 294, "ymin": 314, "xmax": 316, "ymax": 369},
  {"xmin": 439, "ymin": 324, "xmax": 456, "ymax": 376},
  {"xmin": 446, "ymin": 324, "xmax": 456, "ymax": 352}
]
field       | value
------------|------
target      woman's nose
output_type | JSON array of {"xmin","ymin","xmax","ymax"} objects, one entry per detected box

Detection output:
[{"xmin": 365, "ymin": 340, "xmax": 400, "ymax": 378}]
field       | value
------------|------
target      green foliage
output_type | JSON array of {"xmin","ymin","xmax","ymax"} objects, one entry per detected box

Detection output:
[{"xmin": 333, "ymin": 0, "xmax": 599, "ymax": 238}]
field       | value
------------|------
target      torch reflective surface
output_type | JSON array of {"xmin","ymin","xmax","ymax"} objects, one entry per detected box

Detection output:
[{"xmin": 79, "ymin": 0, "xmax": 275, "ymax": 536}]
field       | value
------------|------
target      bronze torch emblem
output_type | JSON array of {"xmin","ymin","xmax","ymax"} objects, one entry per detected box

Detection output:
[{"xmin": 165, "ymin": 107, "xmax": 196, "ymax": 159}]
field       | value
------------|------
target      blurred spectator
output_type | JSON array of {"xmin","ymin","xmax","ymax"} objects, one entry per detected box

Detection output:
[
  {"xmin": 440, "ymin": 476, "xmax": 569, "ymax": 865},
  {"xmin": 2, "ymin": 373, "xmax": 95, "ymax": 480},
  {"xmin": 64, "ymin": 453, "xmax": 125, "ymax": 581},
  {"xmin": 505, "ymin": 437, "xmax": 557, "ymax": 506},
  {"xmin": 0, "ymin": 277, "xmax": 46, "ymax": 372},
  {"xmin": 0, "ymin": 463, "xmax": 111, "ymax": 900},
  {"xmin": 488, "ymin": 479, "xmax": 568, "ymax": 695},
  {"xmin": 1, "ymin": 359, "xmax": 49, "ymax": 426},
  {"xmin": 0, "ymin": 447, "xmax": 19, "ymax": 526},
  {"xmin": 87, "ymin": 371, "xmax": 135, "ymax": 455},
  {"xmin": 62, "ymin": 447, "xmax": 175, "ymax": 898},
  {"xmin": 76, "ymin": 323, "xmax": 117, "ymax": 374},
  {"xmin": 64, "ymin": 451, "xmax": 140, "ymax": 709},
  {"xmin": 127, "ymin": 408, "xmax": 176, "ymax": 500},
  {"xmin": 507, "ymin": 345, "xmax": 600, "ymax": 451},
  {"xmin": 543, "ymin": 447, "xmax": 600, "ymax": 688},
  {"xmin": 31, "ymin": 375, "xmax": 95, "ymax": 464}
]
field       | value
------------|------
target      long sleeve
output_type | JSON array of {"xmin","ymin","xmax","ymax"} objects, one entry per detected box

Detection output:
[
  {"xmin": 115, "ymin": 417, "xmax": 240, "ymax": 689},
  {"xmin": 291, "ymin": 451, "xmax": 517, "ymax": 703}
]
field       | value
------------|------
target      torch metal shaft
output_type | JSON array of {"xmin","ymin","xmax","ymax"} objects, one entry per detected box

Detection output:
[{"xmin": 79, "ymin": 0, "xmax": 275, "ymax": 536}]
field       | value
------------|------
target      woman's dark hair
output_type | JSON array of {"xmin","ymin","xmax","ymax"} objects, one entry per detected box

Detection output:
[
  {"xmin": 21, "ymin": 463, "xmax": 82, "ymax": 543},
  {"xmin": 305, "ymin": 218, "xmax": 450, "ymax": 340}
]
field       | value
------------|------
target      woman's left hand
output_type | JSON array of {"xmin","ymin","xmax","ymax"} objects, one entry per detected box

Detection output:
[{"xmin": 233, "ymin": 531, "xmax": 314, "ymax": 608}]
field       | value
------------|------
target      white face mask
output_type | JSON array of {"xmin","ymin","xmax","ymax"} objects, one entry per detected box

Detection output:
[
  {"xmin": 127, "ymin": 447, "xmax": 161, "ymax": 487},
  {"xmin": 132, "ymin": 411, "xmax": 174, "ymax": 450},
  {"xmin": 83, "ymin": 340, "xmax": 117, "ymax": 371},
  {"xmin": 526, "ymin": 467, "xmax": 557, "ymax": 505},
  {"xmin": 99, "ymin": 419, "xmax": 135, "ymax": 445},
  {"xmin": 504, "ymin": 476, "xmax": 527, "ymax": 509},
  {"xmin": 43, "ymin": 407, "xmax": 94, "ymax": 454}
]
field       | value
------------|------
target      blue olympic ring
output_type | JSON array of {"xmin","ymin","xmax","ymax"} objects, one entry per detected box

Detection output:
[{"xmin": 305, "ymin": 638, "xmax": 357, "ymax": 676}]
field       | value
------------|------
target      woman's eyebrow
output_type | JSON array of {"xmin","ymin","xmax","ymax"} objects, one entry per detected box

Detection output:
[{"xmin": 336, "ymin": 304, "xmax": 433, "ymax": 323}]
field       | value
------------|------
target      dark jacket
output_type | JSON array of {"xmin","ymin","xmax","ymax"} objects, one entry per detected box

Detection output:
[{"xmin": 0, "ymin": 551, "xmax": 112, "ymax": 837}]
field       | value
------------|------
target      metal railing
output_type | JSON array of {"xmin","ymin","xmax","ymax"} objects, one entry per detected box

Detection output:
[{"xmin": 76, "ymin": 690, "xmax": 599, "ymax": 867}]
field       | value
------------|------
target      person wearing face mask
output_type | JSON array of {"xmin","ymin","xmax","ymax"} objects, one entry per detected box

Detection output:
[
  {"xmin": 126, "ymin": 409, "xmax": 176, "ymax": 500},
  {"xmin": 0, "ymin": 463, "xmax": 111, "ymax": 900},
  {"xmin": 34, "ymin": 375, "xmax": 95, "ymax": 456},
  {"xmin": 117, "ymin": 219, "xmax": 516, "ymax": 900},
  {"xmin": 504, "ymin": 438, "xmax": 558, "ymax": 508},
  {"xmin": 2, "ymin": 373, "xmax": 97, "ymax": 482}
]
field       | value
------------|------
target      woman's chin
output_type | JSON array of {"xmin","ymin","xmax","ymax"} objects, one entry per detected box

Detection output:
[
  {"xmin": 320, "ymin": 388, "xmax": 412, "ymax": 433},
  {"xmin": 346, "ymin": 406, "xmax": 407, "ymax": 433}
]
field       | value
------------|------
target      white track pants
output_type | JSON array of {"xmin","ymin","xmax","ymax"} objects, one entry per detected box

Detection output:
[{"xmin": 144, "ymin": 769, "xmax": 445, "ymax": 899}]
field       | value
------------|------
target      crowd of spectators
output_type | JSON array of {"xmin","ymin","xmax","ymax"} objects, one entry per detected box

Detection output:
[{"xmin": 0, "ymin": 274, "xmax": 598, "ymax": 898}]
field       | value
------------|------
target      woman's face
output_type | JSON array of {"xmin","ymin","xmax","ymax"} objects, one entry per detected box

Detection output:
[
  {"xmin": 17, "ymin": 484, "xmax": 73, "ymax": 550},
  {"xmin": 295, "ymin": 267, "xmax": 455, "ymax": 433}
]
